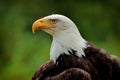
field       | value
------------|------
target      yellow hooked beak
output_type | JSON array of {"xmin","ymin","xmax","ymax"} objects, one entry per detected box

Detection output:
[{"xmin": 32, "ymin": 18, "xmax": 55, "ymax": 33}]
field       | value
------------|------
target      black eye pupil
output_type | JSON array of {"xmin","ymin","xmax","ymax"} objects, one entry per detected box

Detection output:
[
  {"xmin": 53, "ymin": 20, "xmax": 55, "ymax": 22},
  {"xmin": 51, "ymin": 19, "xmax": 57, "ymax": 23}
]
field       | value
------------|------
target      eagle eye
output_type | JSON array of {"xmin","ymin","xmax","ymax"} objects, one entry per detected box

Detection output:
[{"xmin": 50, "ymin": 19, "xmax": 57, "ymax": 24}]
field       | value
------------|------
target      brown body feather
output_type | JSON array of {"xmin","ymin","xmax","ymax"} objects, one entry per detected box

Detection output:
[{"xmin": 32, "ymin": 42, "xmax": 120, "ymax": 80}]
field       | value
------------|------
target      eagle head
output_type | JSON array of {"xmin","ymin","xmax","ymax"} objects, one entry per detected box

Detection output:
[{"xmin": 32, "ymin": 14, "xmax": 87, "ymax": 63}]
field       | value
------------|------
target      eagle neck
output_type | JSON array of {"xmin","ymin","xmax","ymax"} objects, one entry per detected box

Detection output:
[{"xmin": 50, "ymin": 29, "xmax": 87, "ymax": 63}]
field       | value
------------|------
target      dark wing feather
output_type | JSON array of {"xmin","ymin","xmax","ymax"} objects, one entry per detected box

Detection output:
[
  {"xmin": 32, "ymin": 61, "xmax": 92, "ymax": 80},
  {"xmin": 110, "ymin": 55, "xmax": 120, "ymax": 80},
  {"xmin": 32, "ymin": 61, "xmax": 56, "ymax": 80},
  {"xmin": 32, "ymin": 42, "xmax": 120, "ymax": 80},
  {"xmin": 44, "ymin": 68, "xmax": 91, "ymax": 80}
]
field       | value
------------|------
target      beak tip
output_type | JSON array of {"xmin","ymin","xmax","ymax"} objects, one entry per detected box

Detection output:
[
  {"xmin": 32, "ymin": 28, "xmax": 35, "ymax": 34},
  {"xmin": 32, "ymin": 20, "xmax": 40, "ymax": 34}
]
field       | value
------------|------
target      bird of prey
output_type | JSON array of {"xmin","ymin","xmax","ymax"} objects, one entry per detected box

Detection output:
[{"xmin": 32, "ymin": 14, "xmax": 120, "ymax": 80}]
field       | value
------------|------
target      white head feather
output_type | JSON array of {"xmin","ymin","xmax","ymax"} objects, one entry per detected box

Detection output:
[{"xmin": 42, "ymin": 14, "xmax": 87, "ymax": 62}]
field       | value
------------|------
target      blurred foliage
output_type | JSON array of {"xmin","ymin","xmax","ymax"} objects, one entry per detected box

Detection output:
[{"xmin": 0, "ymin": 0, "xmax": 120, "ymax": 80}]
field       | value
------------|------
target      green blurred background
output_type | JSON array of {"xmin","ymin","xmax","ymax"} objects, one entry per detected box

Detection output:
[{"xmin": 0, "ymin": 0, "xmax": 120, "ymax": 80}]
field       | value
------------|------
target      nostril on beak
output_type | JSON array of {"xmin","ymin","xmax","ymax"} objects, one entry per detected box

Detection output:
[{"xmin": 40, "ymin": 20, "xmax": 43, "ymax": 23}]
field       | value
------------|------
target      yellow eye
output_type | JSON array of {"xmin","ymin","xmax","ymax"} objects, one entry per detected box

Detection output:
[{"xmin": 50, "ymin": 19, "xmax": 57, "ymax": 24}]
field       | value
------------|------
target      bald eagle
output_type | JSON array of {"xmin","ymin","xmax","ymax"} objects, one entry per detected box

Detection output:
[{"xmin": 32, "ymin": 14, "xmax": 120, "ymax": 80}]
